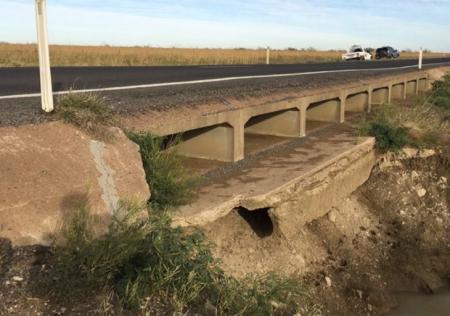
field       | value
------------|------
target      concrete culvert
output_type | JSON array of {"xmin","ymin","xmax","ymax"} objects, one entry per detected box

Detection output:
[{"xmin": 236, "ymin": 207, "xmax": 274, "ymax": 238}]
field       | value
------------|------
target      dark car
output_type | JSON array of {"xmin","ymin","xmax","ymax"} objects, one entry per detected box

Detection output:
[{"xmin": 375, "ymin": 46, "xmax": 400, "ymax": 59}]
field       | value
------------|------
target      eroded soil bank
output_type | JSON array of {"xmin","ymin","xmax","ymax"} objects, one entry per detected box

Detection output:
[
  {"xmin": 203, "ymin": 149, "xmax": 450, "ymax": 315},
  {"xmin": 0, "ymin": 149, "xmax": 449, "ymax": 315}
]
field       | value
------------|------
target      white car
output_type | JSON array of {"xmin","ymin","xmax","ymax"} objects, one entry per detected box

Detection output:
[{"xmin": 342, "ymin": 45, "xmax": 372, "ymax": 61}]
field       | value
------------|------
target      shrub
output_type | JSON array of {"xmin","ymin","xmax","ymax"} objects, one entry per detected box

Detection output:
[
  {"xmin": 431, "ymin": 74, "xmax": 450, "ymax": 110},
  {"xmin": 57, "ymin": 93, "xmax": 117, "ymax": 140},
  {"xmin": 127, "ymin": 132, "xmax": 199, "ymax": 210},
  {"xmin": 359, "ymin": 116, "xmax": 411, "ymax": 153},
  {"xmin": 47, "ymin": 201, "xmax": 149, "ymax": 297},
  {"xmin": 46, "ymin": 202, "xmax": 305, "ymax": 314}
]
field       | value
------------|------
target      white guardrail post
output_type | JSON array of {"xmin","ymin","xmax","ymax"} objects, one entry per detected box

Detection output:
[
  {"xmin": 418, "ymin": 48, "xmax": 423, "ymax": 70},
  {"xmin": 35, "ymin": 0, "xmax": 54, "ymax": 112},
  {"xmin": 266, "ymin": 46, "xmax": 270, "ymax": 65}
]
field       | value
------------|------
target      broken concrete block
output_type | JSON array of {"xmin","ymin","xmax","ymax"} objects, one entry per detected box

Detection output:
[{"xmin": 0, "ymin": 122, "xmax": 150, "ymax": 246}]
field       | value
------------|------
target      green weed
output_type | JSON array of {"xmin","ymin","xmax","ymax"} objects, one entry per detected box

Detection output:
[
  {"xmin": 127, "ymin": 132, "xmax": 199, "ymax": 210},
  {"xmin": 47, "ymin": 201, "xmax": 305, "ymax": 315},
  {"xmin": 431, "ymin": 74, "xmax": 450, "ymax": 110},
  {"xmin": 359, "ymin": 119, "xmax": 411, "ymax": 153}
]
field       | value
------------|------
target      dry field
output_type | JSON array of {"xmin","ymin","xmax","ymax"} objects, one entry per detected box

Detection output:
[{"xmin": 0, "ymin": 43, "xmax": 448, "ymax": 67}]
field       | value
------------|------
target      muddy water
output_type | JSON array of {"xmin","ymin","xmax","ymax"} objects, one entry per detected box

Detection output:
[{"xmin": 388, "ymin": 289, "xmax": 450, "ymax": 316}]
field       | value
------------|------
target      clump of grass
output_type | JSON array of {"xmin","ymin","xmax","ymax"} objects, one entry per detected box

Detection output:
[
  {"xmin": 46, "ymin": 201, "xmax": 305, "ymax": 314},
  {"xmin": 359, "ymin": 118, "xmax": 411, "ymax": 153},
  {"xmin": 358, "ymin": 78, "xmax": 450, "ymax": 151},
  {"xmin": 57, "ymin": 93, "xmax": 117, "ymax": 140},
  {"xmin": 127, "ymin": 132, "xmax": 199, "ymax": 210},
  {"xmin": 48, "ymin": 200, "xmax": 149, "ymax": 297},
  {"xmin": 431, "ymin": 74, "xmax": 450, "ymax": 110}
]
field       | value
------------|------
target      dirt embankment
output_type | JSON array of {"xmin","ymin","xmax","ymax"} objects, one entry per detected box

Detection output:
[
  {"xmin": 0, "ymin": 149, "xmax": 449, "ymax": 315},
  {"xmin": 203, "ymin": 149, "xmax": 450, "ymax": 315}
]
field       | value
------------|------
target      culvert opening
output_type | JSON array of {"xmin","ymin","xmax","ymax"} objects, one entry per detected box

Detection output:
[{"xmin": 237, "ymin": 207, "xmax": 274, "ymax": 238}]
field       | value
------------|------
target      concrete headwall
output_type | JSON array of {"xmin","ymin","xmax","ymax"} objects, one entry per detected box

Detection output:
[
  {"xmin": 269, "ymin": 139, "xmax": 376, "ymax": 240},
  {"xmin": 173, "ymin": 138, "xmax": 377, "ymax": 239}
]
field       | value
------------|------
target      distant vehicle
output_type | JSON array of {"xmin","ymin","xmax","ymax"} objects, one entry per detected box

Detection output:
[
  {"xmin": 342, "ymin": 45, "xmax": 372, "ymax": 61},
  {"xmin": 375, "ymin": 46, "xmax": 400, "ymax": 59}
]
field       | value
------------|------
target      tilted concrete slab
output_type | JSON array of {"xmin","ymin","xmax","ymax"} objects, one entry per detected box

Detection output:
[
  {"xmin": 0, "ymin": 122, "xmax": 150, "ymax": 246},
  {"xmin": 172, "ymin": 124, "xmax": 376, "ymax": 239}
]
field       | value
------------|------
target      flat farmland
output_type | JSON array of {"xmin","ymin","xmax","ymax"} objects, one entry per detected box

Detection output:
[{"xmin": 1, "ymin": 43, "xmax": 448, "ymax": 67}]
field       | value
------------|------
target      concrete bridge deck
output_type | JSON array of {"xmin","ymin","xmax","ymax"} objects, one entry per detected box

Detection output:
[{"xmin": 122, "ymin": 69, "xmax": 430, "ymax": 162}]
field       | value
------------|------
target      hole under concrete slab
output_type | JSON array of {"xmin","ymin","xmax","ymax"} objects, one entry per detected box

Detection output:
[{"xmin": 236, "ymin": 207, "xmax": 274, "ymax": 238}]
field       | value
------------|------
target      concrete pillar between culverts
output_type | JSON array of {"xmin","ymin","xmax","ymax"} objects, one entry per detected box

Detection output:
[
  {"xmin": 232, "ymin": 121, "xmax": 245, "ymax": 162},
  {"xmin": 367, "ymin": 89, "xmax": 373, "ymax": 113},
  {"xmin": 300, "ymin": 106, "xmax": 306, "ymax": 137},
  {"xmin": 339, "ymin": 95, "xmax": 346, "ymax": 123},
  {"xmin": 388, "ymin": 85, "xmax": 393, "ymax": 103},
  {"xmin": 415, "ymin": 79, "xmax": 420, "ymax": 95},
  {"xmin": 403, "ymin": 82, "xmax": 407, "ymax": 99},
  {"xmin": 244, "ymin": 108, "xmax": 303, "ymax": 138}
]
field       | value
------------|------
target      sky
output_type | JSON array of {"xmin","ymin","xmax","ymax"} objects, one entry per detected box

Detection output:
[{"xmin": 1, "ymin": 0, "xmax": 450, "ymax": 51}]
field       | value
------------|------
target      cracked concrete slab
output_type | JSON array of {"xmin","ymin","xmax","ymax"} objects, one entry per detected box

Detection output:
[{"xmin": 0, "ymin": 122, "xmax": 150, "ymax": 246}]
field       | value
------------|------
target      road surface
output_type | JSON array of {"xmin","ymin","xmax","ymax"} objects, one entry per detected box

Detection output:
[{"xmin": 1, "ymin": 58, "xmax": 450, "ymax": 97}]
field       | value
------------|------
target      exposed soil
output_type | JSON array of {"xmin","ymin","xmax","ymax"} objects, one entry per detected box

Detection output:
[
  {"xmin": 202, "ymin": 149, "xmax": 450, "ymax": 315},
  {"xmin": 1, "ymin": 149, "xmax": 447, "ymax": 316}
]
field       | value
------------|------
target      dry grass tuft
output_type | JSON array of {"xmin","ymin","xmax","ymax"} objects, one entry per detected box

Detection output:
[{"xmin": 57, "ymin": 93, "xmax": 118, "ymax": 141}]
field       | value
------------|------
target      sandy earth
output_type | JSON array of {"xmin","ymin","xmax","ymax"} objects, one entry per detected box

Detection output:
[
  {"xmin": 1, "ymin": 149, "xmax": 448, "ymax": 316},
  {"xmin": 202, "ymin": 149, "xmax": 450, "ymax": 315},
  {"xmin": 1, "ymin": 67, "xmax": 449, "ymax": 315}
]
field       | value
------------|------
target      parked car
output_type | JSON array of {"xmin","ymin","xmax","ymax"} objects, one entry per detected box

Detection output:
[
  {"xmin": 342, "ymin": 45, "xmax": 372, "ymax": 61},
  {"xmin": 375, "ymin": 46, "xmax": 400, "ymax": 59}
]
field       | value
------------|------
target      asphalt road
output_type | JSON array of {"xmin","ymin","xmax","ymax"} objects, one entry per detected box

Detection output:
[{"xmin": 1, "ymin": 58, "xmax": 450, "ymax": 97}]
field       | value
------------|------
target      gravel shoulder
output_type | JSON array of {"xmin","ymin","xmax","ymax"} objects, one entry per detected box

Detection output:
[{"xmin": 0, "ymin": 68, "xmax": 423, "ymax": 128}]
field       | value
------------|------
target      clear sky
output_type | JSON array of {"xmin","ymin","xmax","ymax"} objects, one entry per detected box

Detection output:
[{"xmin": 1, "ymin": 0, "xmax": 449, "ymax": 51}]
